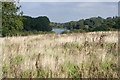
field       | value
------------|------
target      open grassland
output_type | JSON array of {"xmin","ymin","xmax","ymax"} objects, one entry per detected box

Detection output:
[{"xmin": 1, "ymin": 31, "xmax": 119, "ymax": 78}]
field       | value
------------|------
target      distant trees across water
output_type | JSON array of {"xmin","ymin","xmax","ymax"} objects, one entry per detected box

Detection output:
[{"xmin": 50, "ymin": 16, "xmax": 119, "ymax": 33}]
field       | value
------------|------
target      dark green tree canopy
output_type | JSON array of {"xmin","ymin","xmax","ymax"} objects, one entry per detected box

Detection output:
[
  {"xmin": 2, "ymin": 1, "xmax": 23, "ymax": 36},
  {"xmin": 22, "ymin": 16, "xmax": 52, "ymax": 32},
  {"xmin": 2, "ymin": 1, "xmax": 52, "ymax": 37},
  {"xmin": 50, "ymin": 16, "xmax": 119, "ymax": 32}
]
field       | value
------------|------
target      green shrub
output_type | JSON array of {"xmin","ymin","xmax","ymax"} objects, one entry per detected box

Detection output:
[
  {"xmin": 70, "ymin": 29, "xmax": 86, "ymax": 33},
  {"xmin": 48, "ymin": 31, "xmax": 56, "ymax": 34},
  {"xmin": 61, "ymin": 30, "xmax": 68, "ymax": 34}
]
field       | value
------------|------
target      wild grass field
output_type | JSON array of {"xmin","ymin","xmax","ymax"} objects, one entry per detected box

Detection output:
[{"xmin": 1, "ymin": 31, "xmax": 119, "ymax": 78}]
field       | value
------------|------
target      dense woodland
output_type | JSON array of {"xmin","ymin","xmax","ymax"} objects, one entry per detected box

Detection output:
[
  {"xmin": 23, "ymin": 16, "xmax": 52, "ymax": 32},
  {"xmin": 50, "ymin": 16, "xmax": 119, "ymax": 33},
  {"xmin": 1, "ymin": 1, "xmax": 120, "ymax": 37}
]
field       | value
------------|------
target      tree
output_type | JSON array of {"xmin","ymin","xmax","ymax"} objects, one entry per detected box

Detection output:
[
  {"xmin": 0, "ymin": 1, "xmax": 2, "ymax": 36},
  {"xmin": 93, "ymin": 24, "xmax": 110, "ymax": 31},
  {"xmin": 22, "ymin": 16, "xmax": 52, "ymax": 32},
  {"xmin": 36, "ymin": 16, "xmax": 51, "ymax": 31},
  {"xmin": 2, "ymin": 1, "xmax": 23, "ymax": 36},
  {"xmin": 22, "ymin": 16, "xmax": 33, "ymax": 31}
]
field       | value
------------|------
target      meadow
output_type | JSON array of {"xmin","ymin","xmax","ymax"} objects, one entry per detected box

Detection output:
[{"xmin": 1, "ymin": 31, "xmax": 119, "ymax": 78}]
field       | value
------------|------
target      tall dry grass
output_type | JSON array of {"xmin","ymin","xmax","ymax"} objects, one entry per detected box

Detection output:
[{"xmin": 1, "ymin": 31, "xmax": 119, "ymax": 78}]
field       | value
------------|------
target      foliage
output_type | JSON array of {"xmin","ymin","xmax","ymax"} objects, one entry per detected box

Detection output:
[
  {"xmin": 2, "ymin": 1, "xmax": 119, "ymax": 36},
  {"xmin": 2, "ymin": 2, "xmax": 52, "ymax": 37},
  {"xmin": 2, "ymin": 1, "xmax": 23, "ymax": 37},
  {"xmin": 61, "ymin": 30, "xmax": 69, "ymax": 34},
  {"xmin": 50, "ymin": 16, "xmax": 119, "ymax": 32},
  {"xmin": 22, "ymin": 16, "xmax": 52, "ymax": 32},
  {"xmin": 69, "ymin": 29, "xmax": 86, "ymax": 33}
]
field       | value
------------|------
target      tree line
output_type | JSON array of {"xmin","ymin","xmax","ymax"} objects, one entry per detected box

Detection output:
[
  {"xmin": 1, "ymin": 1, "xmax": 120, "ymax": 37},
  {"xmin": 22, "ymin": 16, "xmax": 52, "ymax": 31},
  {"xmin": 50, "ymin": 16, "xmax": 119, "ymax": 33},
  {"xmin": 2, "ymin": 2, "xmax": 53, "ymax": 37}
]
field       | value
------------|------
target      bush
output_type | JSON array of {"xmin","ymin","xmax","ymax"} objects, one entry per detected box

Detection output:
[
  {"xmin": 70, "ymin": 29, "xmax": 86, "ymax": 33},
  {"xmin": 93, "ymin": 25, "xmax": 110, "ymax": 31},
  {"xmin": 48, "ymin": 31, "xmax": 56, "ymax": 34},
  {"xmin": 61, "ymin": 30, "xmax": 69, "ymax": 34},
  {"xmin": 20, "ymin": 31, "xmax": 56, "ymax": 36}
]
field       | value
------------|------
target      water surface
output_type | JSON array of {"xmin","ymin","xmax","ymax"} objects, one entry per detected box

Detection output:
[{"xmin": 52, "ymin": 28, "xmax": 70, "ymax": 33}]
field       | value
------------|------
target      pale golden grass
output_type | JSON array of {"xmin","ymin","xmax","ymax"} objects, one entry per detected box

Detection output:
[
  {"xmin": 0, "ymin": 38, "xmax": 3, "ymax": 79},
  {"xmin": 1, "ymin": 31, "xmax": 118, "ymax": 78}
]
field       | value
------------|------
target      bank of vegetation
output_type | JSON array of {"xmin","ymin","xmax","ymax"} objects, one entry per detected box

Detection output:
[
  {"xmin": 50, "ymin": 16, "xmax": 119, "ymax": 33},
  {"xmin": 1, "ymin": 1, "xmax": 120, "ymax": 37}
]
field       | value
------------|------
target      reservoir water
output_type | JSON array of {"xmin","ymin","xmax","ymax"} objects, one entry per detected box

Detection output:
[{"xmin": 52, "ymin": 28, "xmax": 70, "ymax": 34}]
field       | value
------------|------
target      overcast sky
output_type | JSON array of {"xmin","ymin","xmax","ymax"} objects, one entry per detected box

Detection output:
[
  {"xmin": 19, "ymin": 0, "xmax": 119, "ymax": 2},
  {"xmin": 19, "ymin": 2, "xmax": 118, "ymax": 23}
]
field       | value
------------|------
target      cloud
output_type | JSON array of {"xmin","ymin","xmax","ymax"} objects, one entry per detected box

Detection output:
[
  {"xmin": 19, "ymin": 0, "xmax": 119, "ymax": 2},
  {"xmin": 20, "ymin": 2, "xmax": 118, "ymax": 23}
]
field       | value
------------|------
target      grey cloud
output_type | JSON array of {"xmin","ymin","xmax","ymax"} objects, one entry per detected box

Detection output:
[{"xmin": 19, "ymin": 2, "xmax": 118, "ymax": 23}]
